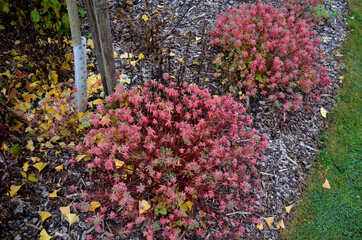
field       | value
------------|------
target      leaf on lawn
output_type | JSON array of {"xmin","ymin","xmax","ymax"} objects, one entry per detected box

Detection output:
[
  {"xmin": 7, "ymin": 184, "xmax": 22, "ymax": 197},
  {"xmin": 39, "ymin": 229, "xmax": 53, "ymax": 240},
  {"xmin": 276, "ymin": 218, "xmax": 285, "ymax": 229},
  {"xmin": 27, "ymin": 140, "xmax": 35, "ymax": 151},
  {"xmin": 323, "ymin": 178, "xmax": 331, "ymax": 189},
  {"xmin": 263, "ymin": 217, "xmax": 274, "ymax": 228},
  {"xmin": 49, "ymin": 190, "xmax": 58, "ymax": 198},
  {"xmin": 285, "ymin": 204, "xmax": 293, "ymax": 214},
  {"xmin": 139, "ymin": 200, "xmax": 151, "ymax": 214},
  {"xmin": 33, "ymin": 162, "xmax": 48, "ymax": 173},
  {"xmin": 38, "ymin": 211, "xmax": 52, "ymax": 225},
  {"xmin": 257, "ymin": 222, "xmax": 264, "ymax": 230},
  {"xmin": 320, "ymin": 107, "xmax": 328, "ymax": 118},
  {"xmin": 55, "ymin": 164, "xmax": 64, "ymax": 172},
  {"xmin": 59, "ymin": 206, "xmax": 71, "ymax": 217},
  {"xmin": 65, "ymin": 214, "xmax": 79, "ymax": 227}
]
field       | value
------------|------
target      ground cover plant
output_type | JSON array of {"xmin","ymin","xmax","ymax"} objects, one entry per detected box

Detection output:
[
  {"xmin": 210, "ymin": 2, "xmax": 331, "ymax": 111},
  {"xmin": 75, "ymin": 80, "xmax": 268, "ymax": 239},
  {"xmin": 281, "ymin": 0, "xmax": 362, "ymax": 238}
]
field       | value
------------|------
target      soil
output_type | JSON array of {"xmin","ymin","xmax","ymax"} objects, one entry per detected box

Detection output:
[{"xmin": 0, "ymin": 0, "xmax": 349, "ymax": 239}]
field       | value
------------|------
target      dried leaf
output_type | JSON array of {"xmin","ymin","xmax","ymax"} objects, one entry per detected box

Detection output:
[
  {"xmin": 119, "ymin": 74, "xmax": 130, "ymax": 84},
  {"xmin": 87, "ymin": 39, "xmax": 94, "ymax": 49},
  {"xmin": 178, "ymin": 58, "xmax": 185, "ymax": 63},
  {"xmin": 39, "ymin": 229, "xmax": 53, "ymax": 240},
  {"xmin": 120, "ymin": 52, "xmax": 133, "ymax": 59},
  {"xmin": 23, "ymin": 162, "xmax": 30, "ymax": 172},
  {"xmin": 30, "ymin": 157, "xmax": 41, "ymax": 163},
  {"xmin": 65, "ymin": 214, "xmax": 79, "ymax": 227},
  {"xmin": 49, "ymin": 190, "xmax": 58, "ymax": 198},
  {"xmin": 113, "ymin": 51, "xmax": 118, "ymax": 58},
  {"xmin": 320, "ymin": 107, "xmax": 328, "ymax": 118},
  {"xmin": 33, "ymin": 162, "xmax": 48, "ymax": 173},
  {"xmin": 115, "ymin": 159, "xmax": 124, "ymax": 169},
  {"xmin": 323, "ymin": 179, "xmax": 331, "ymax": 189},
  {"xmin": 139, "ymin": 200, "xmax": 151, "ymax": 214},
  {"xmin": 142, "ymin": 14, "xmax": 149, "ymax": 21},
  {"xmin": 55, "ymin": 164, "xmax": 64, "ymax": 172},
  {"xmin": 257, "ymin": 222, "xmax": 264, "ymax": 230},
  {"xmin": 263, "ymin": 217, "xmax": 274, "ymax": 228},
  {"xmin": 276, "ymin": 218, "xmax": 285, "ymax": 229},
  {"xmin": 138, "ymin": 53, "xmax": 144, "ymax": 59},
  {"xmin": 199, "ymin": 210, "xmax": 206, "ymax": 218},
  {"xmin": 130, "ymin": 60, "xmax": 138, "ymax": 67},
  {"xmin": 7, "ymin": 184, "xmax": 22, "ymax": 197},
  {"xmin": 169, "ymin": 52, "xmax": 175, "ymax": 57},
  {"xmin": 75, "ymin": 154, "xmax": 87, "ymax": 162},
  {"xmin": 27, "ymin": 140, "xmax": 35, "ymax": 151},
  {"xmin": 322, "ymin": 36, "xmax": 328, "ymax": 41},
  {"xmin": 285, "ymin": 204, "xmax": 293, "ymax": 214},
  {"xmin": 38, "ymin": 211, "xmax": 52, "ymax": 225},
  {"xmin": 59, "ymin": 206, "xmax": 71, "ymax": 217}
]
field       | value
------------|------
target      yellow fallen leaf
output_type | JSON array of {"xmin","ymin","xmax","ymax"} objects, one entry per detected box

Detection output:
[
  {"xmin": 285, "ymin": 204, "xmax": 293, "ymax": 214},
  {"xmin": 87, "ymin": 39, "xmax": 94, "ymax": 49},
  {"xmin": 68, "ymin": 142, "xmax": 75, "ymax": 148},
  {"xmin": 26, "ymin": 140, "xmax": 35, "ymax": 152},
  {"xmin": 322, "ymin": 36, "xmax": 328, "ymax": 41},
  {"xmin": 119, "ymin": 74, "xmax": 130, "ymax": 84},
  {"xmin": 276, "ymin": 218, "xmax": 285, "ymax": 229},
  {"xmin": 49, "ymin": 190, "xmax": 58, "ymax": 198},
  {"xmin": 339, "ymin": 76, "xmax": 344, "ymax": 83},
  {"xmin": 65, "ymin": 213, "xmax": 80, "ymax": 227},
  {"xmin": 323, "ymin": 178, "xmax": 331, "ymax": 189},
  {"xmin": 30, "ymin": 157, "xmax": 41, "ymax": 163},
  {"xmin": 89, "ymin": 201, "xmax": 101, "ymax": 212},
  {"xmin": 130, "ymin": 60, "xmax": 138, "ymax": 67},
  {"xmin": 59, "ymin": 206, "xmax": 71, "ymax": 216},
  {"xmin": 169, "ymin": 52, "xmax": 175, "ymax": 57},
  {"xmin": 178, "ymin": 58, "xmax": 185, "ymax": 63},
  {"xmin": 142, "ymin": 14, "xmax": 149, "ymax": 21},
  {"xmin": 55, "ymin": 164, "xmax": 64, "ymax": 172},
  {"xmin": 39, "ymin": 229, "xmax": 53, "ymax": 240},
  {"xmin": 50, "ymin": 136, "xmax": 60, "ymax": 142},
  {"xmin": 320, "ymin": 107, "xmax": 328, "ymax": 118},
  {"xmin": 257, "ymin": 222, "xmax": 263, "ymax": 230},
  {"xmin": 33, "ymin": 162, "xmax": 48, "ymax": 173},
  {"xmin": 7, "ymin": 184, "xmax": 22, "ymax": 197},
  {"xmin": 23, "ymin": 162, "xmax": 30, "ymax": 172},
  {"xmin": 114, "ymin": 51, "xmax": 118, "ymax": 58},
  {"xmin": 45, "ymin": 141, "xmax": 55, "ymax": 148},
  {"xmin": 115, "ymin": 159, "xmax": 124, "ymax": 169},
  {"xmin": 0, "ymin": 25, "xmax": 4, "ymax": 30},
  {"xmin": 56, "ymin": 150, "xmax": 61, "ymax": 154},
  {"xmin": 179, "ymin": 200, "xmax": 193, "ymax": 212},
  {"xmin": 76, "ymin": 154, "xmax": 87, "ymax": 162},
  {"xmin": 120, "ymin": 52, "xmax": 133, "ymax": 59},
  {"xmin": 38, "ymin": 211, "xmax": 52, "ymax": 225},
  {"xmin": 138, "ymin": 53, "xmax": 144, "ymax": 59},
  {"xmin": 263, "ymin": 217, "xmax": 274, "ymax": 228},
  {"xmin": 92, "ymin": 98, "xmax": 103, "ymax": 105},
  {"xmin": 204, "ymin": 78, "xmax": 209, "ymax": 82},
  {"xmin": 139, "ymin": 200, "xmax": 151, "ymax": 214}
]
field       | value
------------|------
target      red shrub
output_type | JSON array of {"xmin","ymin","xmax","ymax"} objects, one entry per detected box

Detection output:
[
  {"xmin": 77, "ymin": 81, "xmax": 268, "ymax": 238},
  {"xmin": 210, "ymin": 3, "xmax": 331, "ymax": 111}
]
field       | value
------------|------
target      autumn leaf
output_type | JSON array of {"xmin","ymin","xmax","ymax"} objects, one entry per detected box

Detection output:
[
  {"xmin": 87, "ymin": 39, "xmax": 94, "ymax": 49},
  {"xmin": 113, "ymin": 51, "xmax": 118, "ymax": 58},
  {"xmin": 178, "ymin": 198, "xmax": 193, "ymax": 212},
  {"xmin": 130, "ymin": 60, "xmax": 138, "ymax": 67},
  {"xmin": 30, "ymin": 157, "xmax": 41, "ymax": 163},
  {"xmin": 33, "ymin": 162, "xmax": 48, "ymax": 173},
  {"xmin": 55, "ymin": 164, "xmax": 64, "ymax": 172},
  {"xmin": 276, "ymin": 218, "xmax": 285, "ymax": 229},
  {"xmin": 23, "ymin": 162, "xmax": 30, "ymax": 172},
  {"xmin": 257, "ymin": 222, "xmax": 264, "ymax": 230},
  {"xmin": 139, "ymin": 200, "xmax": 151, "ymax": 214},
  {"xmin": 75, "ymin": 154, "xmax": 87, "ymax": 162},
  {"xmin": 138, "ymin": 53, "xmax": 144, "ymax": 59},
  {"xmin": 142, "ymin": 14, "xmax": 149, "ymax": 21},
  {"xmin": 320, "ymin": 107, "xmax": 328, "ymax": 118},
  {"xmin": 323, "ymin": 178, "xmax": 331, "ymax": 189},
  {"xmin": 88, "ymin": 201, "xmax": 101, "ymax": 212},
  {"xmin": 49, "ymin": 190, "xmax": 58, "ymax": 198},
  {"xmin": 38, "ymin": 211, "xmax": 52, "ymax": 225},
  {"xmin": 169, "ymin": 52, "xmax": 175, "ymax": 57},
  {"xmin": 285, "ymin": 204, "xmax": 293, "ymax": 214},
  {"xmin": 39, "ymin": 229, "xmax": 53, "ymax": 240},
  {"xmin": 120, "ymin": 52, "xmax": 133, "ymax": 59},
  {"xmin": 26, "ymin": 140, "xmax": 35, "ymax": 151},
  {"xmin": 264, "ymin": 217, "xmax": 274, "ymax": 228},
  {"xmin": 59, "ymin": 206, "xmax": 71, "ymax": 216},
  {"xmin": 322, "ymin": 36, "xmax": 328, "ymax": 41},
  {"xmin": 7, "ymin": 184, "xmax": 22, "ymax": 197},
  {"xmin": 65, "ymin": 214, "xmax": 79, "ymax": 227},
  {"xmin": 178, "ymin": 58, "xmax": 185, "ymax": 63},
  {"xmin": 119, "ymin": 74, "xmax": 130, "ymax": 85},
  {"xmin": 115, "ymin": 159, "xmax": 124, "ymax": 169}
]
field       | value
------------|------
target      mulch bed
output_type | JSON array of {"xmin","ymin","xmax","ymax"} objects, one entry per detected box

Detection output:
[{"xmin": 0, "ymin": 0, "xmax": 349, "ymax": 239}]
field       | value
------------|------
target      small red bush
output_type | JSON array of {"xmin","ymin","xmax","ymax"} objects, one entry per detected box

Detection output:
[
  {"xmin": 77, "ymin": 81, "xmax": 268, "ymax": 238},
  {"xmin": 210, "ymin": 3, "xmax": 331, "ymax": 111}
]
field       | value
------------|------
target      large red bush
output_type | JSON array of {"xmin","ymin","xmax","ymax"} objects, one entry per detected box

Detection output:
[
  {"xmin": 76, "ymin": 81, "xmax": 268, "ymax": 239},
  {"xmin": 210, "ymin": 3, "xmax": 331, "ymax": 111}
]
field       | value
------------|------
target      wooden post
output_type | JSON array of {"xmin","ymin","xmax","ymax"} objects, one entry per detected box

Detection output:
[
  {"xmin": 85, "ymin": 0, "xmax": 109, "ymax": 96},
  {"xmin": 94, "ymin": 0, "xmax": 117, "ymax": 96}
]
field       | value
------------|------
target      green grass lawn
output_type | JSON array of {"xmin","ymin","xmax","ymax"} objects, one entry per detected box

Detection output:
[{"xmin": 280, "ymin": 0, "xmax": 362, "ymax": 239}]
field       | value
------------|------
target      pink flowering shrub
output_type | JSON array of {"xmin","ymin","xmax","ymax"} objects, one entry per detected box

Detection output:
[
  {"xmin": 76, "ymin": 81, "xmax": 268, "ymax": 238},
  {"xmin": 210, "ymin": 3, "xmax": 331, "ymax": 111}
]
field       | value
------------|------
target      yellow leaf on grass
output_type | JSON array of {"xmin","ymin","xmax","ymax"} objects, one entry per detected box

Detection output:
[
  {"xmin": 31, "ymin": 157, "xmax": 41, "ymax": 162},
  {"xmin": 38, "ymin": 211, "xmax": 52, "ymax": 224},
  {"xmin": 138, "ymin": 53, "xmax": 144, "ymax": 59},
  {"xmin": 263, "ymin": 217, "xmax": 274, "ymax": 228},
  {"xmin": 323, "ymin": 178, "xmax": 331, "ymax": 189},
  {"xmin": 257, "ymin": 222, "xmax": 263, "ymax": 230},
  {"xmin": 49, "ymin": 190, "xmax": 58, "ymax": 198},
  {"xmin": 55, "ymin": 164, "xmax": 64, "ymax": 172},
  {"xmin": 7, "ymin": 184, "xmax": 22, "ymax": 197},
  {"xmin": 142, "ymin": 14, "xmax": 149, "ymax": 21},
  {"xmin": 285, "ymin": 204, "xmax": 293, "ymax": 214},
  {"xmin": 23, "ymin": 162, "xmax": 30, "ymax": 172},
  {"xmin": 33, "ymin": 162, "xmax": 48, "ymax": 173},
  {"xmin": 27, "ymin": 140, "xmax": 35, "ymax": 151},
  {"xmin": 320, "ymin": 107, "xmax": 328, "ymax": 118},
  {"xmin": 115, "ymin": 159, "xmax": 124, "ymax": 169},
  {"xmin": 59, "ymin": 206, "xmax": 71, "ymax": 216},
  {"xmin": 139, "ymin": 200, "xmax": 151, "ymax": 214},
  {"xmin": 89, "ymin": 201, "xmax": 101, "ymax": 212},
  {"xmin": 39, "ymin": 229, "xmax": 53, "ymax": 240},
  {"xmin": 276, "ymin": 218, "xmax": 285, "ymax": 229},
  {"xmin": 65, "ymin": 214, "xmax": 79, "ymax": 227}
]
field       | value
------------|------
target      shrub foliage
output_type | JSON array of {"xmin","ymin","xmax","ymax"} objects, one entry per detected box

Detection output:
[{"xmin": 77, "ymin": 81, "xmax": 268, "ymax": 238}]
